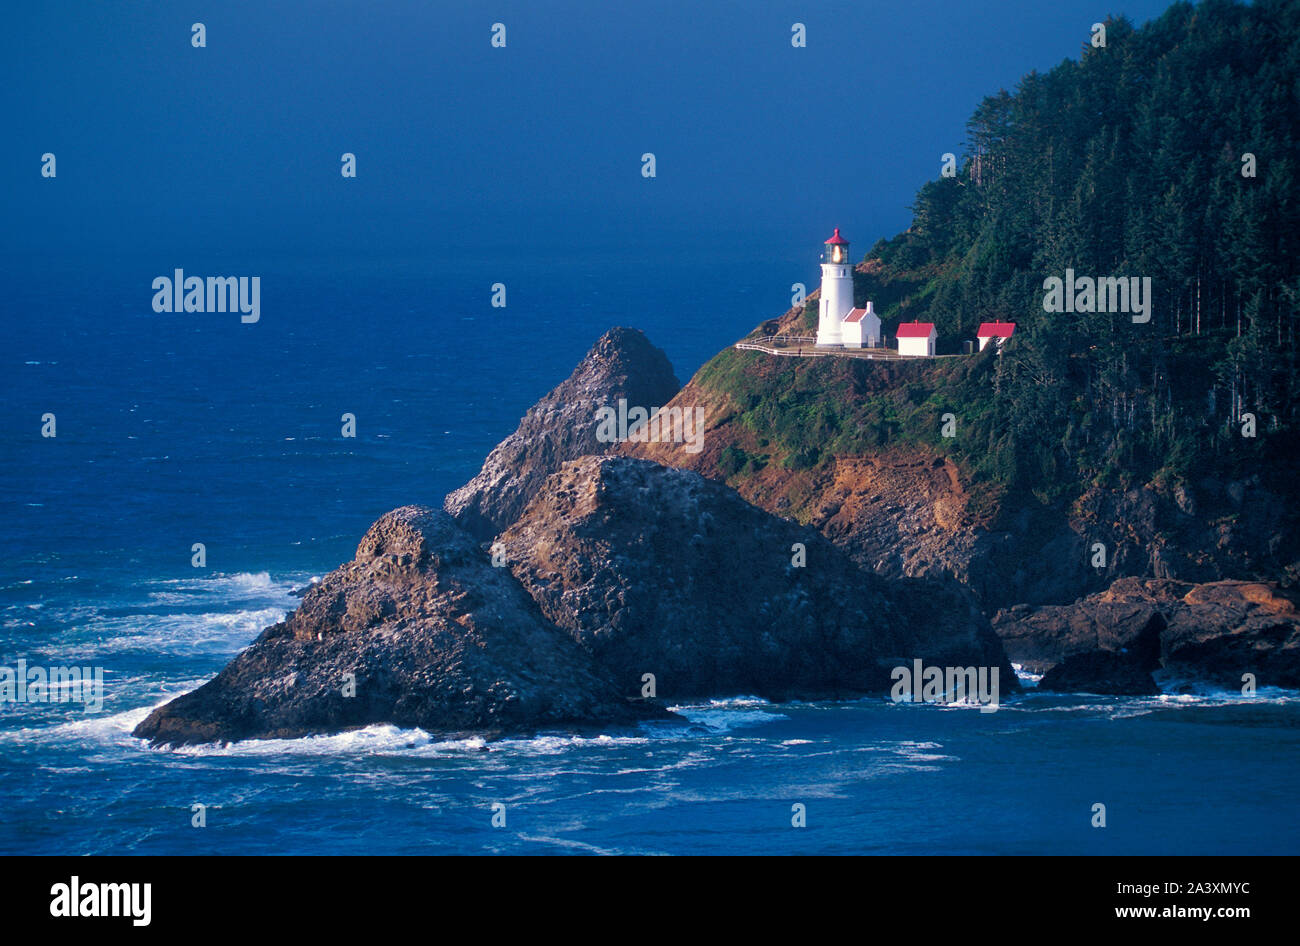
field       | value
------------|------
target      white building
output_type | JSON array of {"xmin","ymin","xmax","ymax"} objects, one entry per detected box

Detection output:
[
  {"xmin": 896, "ymin": 321, "xmax": 937, "ymax": 357},
  {"xmin": 841, "ymin": 302, "xmax": 881, "ymax": 348},
  {"xmin": 816, "ymin": 228, "xmax": 854, "ymax": 347},
  {"xmin": 976, "ymin": 321, "xmax": 1016, "ymax": 351}
]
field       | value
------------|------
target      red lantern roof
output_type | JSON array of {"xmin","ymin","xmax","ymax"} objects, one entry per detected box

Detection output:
[{"xmin": 824, "ymin": 228, "xmax": 848, "ymax": 245}]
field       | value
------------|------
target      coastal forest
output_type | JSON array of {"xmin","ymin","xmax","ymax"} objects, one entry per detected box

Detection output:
[{"xmin": 735, "ymin": 0, "xmax": 1298, "ymax": 504}]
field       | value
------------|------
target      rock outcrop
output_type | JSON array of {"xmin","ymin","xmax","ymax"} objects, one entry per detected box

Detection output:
[
  {"xmin": 992, "ymin": 578, "xmax": 1174, "ymax": 675},
  {"xmin": 134, "ymin": 507, "xmax": 667, "ymax": 746},
  {"xmin": 444, "ymin": 327, "xmax": 680, "ymax": 540},
  {"xmin": 994, "ymin": 577, "xmax": 1300, "ymax": 693},
  {"xmin": 499, "ymin": 455, "xmax": 1014, "ymax": 701}
]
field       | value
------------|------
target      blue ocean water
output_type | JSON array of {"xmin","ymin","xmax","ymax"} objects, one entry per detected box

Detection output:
[{"xmin": 2, "ymin": 249, "xmax": 1298, "ymax": 855}]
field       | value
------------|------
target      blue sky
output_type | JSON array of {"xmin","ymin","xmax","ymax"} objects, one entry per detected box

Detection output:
[{"xmin": 3, "ymin": 0, "xmax": 1178, "ymax": 264}]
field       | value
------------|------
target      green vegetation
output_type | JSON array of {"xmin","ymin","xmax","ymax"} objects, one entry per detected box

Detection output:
[{"xmin": 715, "ymin": 0, "xmax": 1297, "ymax": 502}]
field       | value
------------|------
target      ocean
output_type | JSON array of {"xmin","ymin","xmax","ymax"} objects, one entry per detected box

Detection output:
[{"xmin": 3, "ymin": 249, "xmax": 1298, "ymax": 856}]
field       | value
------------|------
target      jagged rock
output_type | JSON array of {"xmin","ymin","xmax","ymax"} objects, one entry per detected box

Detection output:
[
  {"xmin": 499, "ymin": 456, "xmax": 1015, "ymax": 700},
  {"xmin": 133, "ymin": 507, "xmax": 667, "ymax": 747},
  {"xmin": 992, "ymin": 581, "xmax": 1174, "ymax": 675},
  {"xmin": 444, "ymin": 327, "xmax": 680, "ymax": 540}
]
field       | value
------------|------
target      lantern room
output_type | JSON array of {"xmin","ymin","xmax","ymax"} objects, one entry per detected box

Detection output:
[{"xmin": 822, "ymin": 227, "xmax": 850, "ymax": 265}]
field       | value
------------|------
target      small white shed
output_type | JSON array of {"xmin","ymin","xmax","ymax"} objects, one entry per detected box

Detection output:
[{"xmin": 896, "ymin": 321, "xmax": 937, "ymax": 357}]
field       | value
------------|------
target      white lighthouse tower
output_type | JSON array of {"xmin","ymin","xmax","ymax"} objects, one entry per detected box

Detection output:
[{"xmin": 817, "ymin": 228, "xmax": 853, "ymax": 347}]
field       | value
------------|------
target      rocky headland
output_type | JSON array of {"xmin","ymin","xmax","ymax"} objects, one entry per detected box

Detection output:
[{"xmin": 137, "ymin": 324, "xmax": 1297, "ymax": 746}]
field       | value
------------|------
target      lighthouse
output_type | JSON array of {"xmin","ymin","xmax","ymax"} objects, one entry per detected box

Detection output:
[{"xmin": 817, "ymin": 228, "xmax": 853, "ymax": 347}]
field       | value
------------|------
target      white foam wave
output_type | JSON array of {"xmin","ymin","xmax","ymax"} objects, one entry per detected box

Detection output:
[
  {"xmin": 42, "ymin": 606, "xmax": 291, "ymax": 659},
  {"xmin": 160, "ymin": 723, "xmax": 658, "ymax": 759},
  {"xmin": 0, "ymin": 680, "xmax": 208, "ymax": 749},
  {"xmin": 1001, "ymin": 683, "xmax": 1300, "ymax": 721},
  {"xmin": 1012, "ymin": 663, "xmax": 1043, "ymax": 685},
  {"xmin": 665, "ymin": 697, "xmax": 785, "ymax": 732},
  {"xmin": 16, "ymin": 571, "xmax": 307, "ymax": 662},
  {"xmin": 145, "ymin": 571, "xmax": 294, "ymax": 599}
]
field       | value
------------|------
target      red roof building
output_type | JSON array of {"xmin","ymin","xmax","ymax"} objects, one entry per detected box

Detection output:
[
  {"xmin": 976, "ymin": 321, "xmax": 1016, "ymax": 351},
  {"xmin": 895, "ymin": 321, "xmax": 936, "ymax": 338}
]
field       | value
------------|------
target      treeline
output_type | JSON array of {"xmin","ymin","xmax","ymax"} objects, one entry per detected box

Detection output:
[{"xmin": 857, "ymin": 0, "xmax": 1299, "ymax": 495}]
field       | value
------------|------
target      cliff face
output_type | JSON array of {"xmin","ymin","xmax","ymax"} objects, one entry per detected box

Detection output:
[
  {"xmin": 444, "ymin": 327, "xmax": 680, "ymax": 540},
  {"xmin": 498, "ymin": 455, "xmax": 1013, "ymax": 701},
  {"xmin": 134, "ymin": 507, "xmax": 666, "ymax": 746},
  {"xmin": 621, "ymin": 348, "xmax": 1297, "ymax": 612}
]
